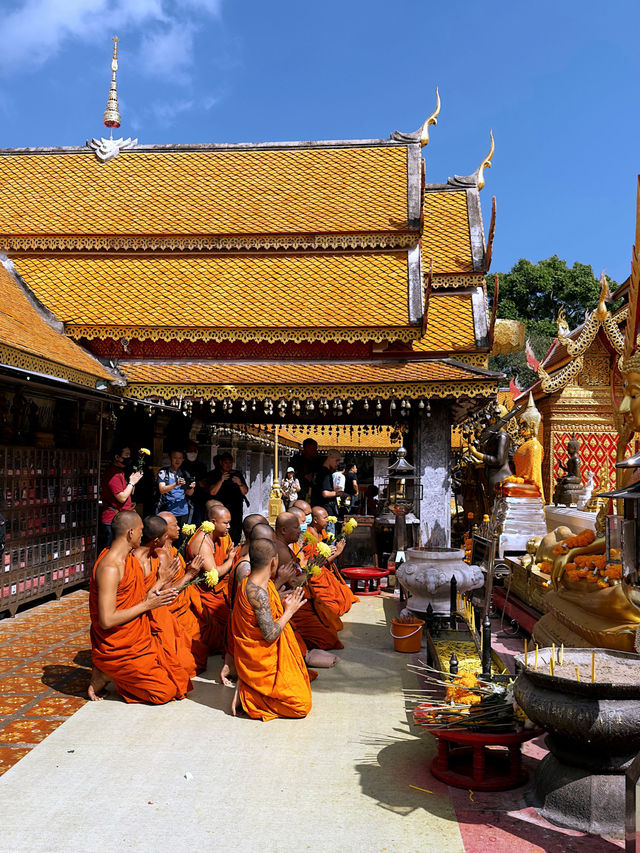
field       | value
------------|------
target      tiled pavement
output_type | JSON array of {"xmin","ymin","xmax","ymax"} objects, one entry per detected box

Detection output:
[{"xmin": 0, "ymin": 590, "xmax": 89, "ymax": 776}]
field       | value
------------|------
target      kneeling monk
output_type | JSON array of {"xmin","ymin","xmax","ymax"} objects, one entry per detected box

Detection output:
[
  {"xmin": 89, "ymin": 511, "xmax": 185, "ymax": 704},
  {"xmin": 231, "ymin": 538, "xmax": 311, "ymax": 721}
]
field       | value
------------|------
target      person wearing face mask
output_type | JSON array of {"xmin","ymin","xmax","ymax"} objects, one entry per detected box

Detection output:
[
  {"xmin": 99, "ymin": 445, "xmax": 143, "ymax": 548},
  {"xmin": 182, "ymin": 442, "xmax": 208, "ymax": 524},
  {"xmin": 292, "ymin": 498, "xmax": 312, "ymax": 532}
]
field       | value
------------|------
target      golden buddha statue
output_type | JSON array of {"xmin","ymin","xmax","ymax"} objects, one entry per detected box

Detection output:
[{"xmin": 512, "ymin": 393, "xmax": 545, "ymax": 502}]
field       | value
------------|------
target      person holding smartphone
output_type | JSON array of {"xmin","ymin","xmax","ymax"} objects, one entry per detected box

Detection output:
[
  {"xmin": 207, "ymin": 451, "xmax": 248, "ymax": 544},
  {"xmin": 156, "ymin": 449, "xmax": 195, "ymax": 528}
]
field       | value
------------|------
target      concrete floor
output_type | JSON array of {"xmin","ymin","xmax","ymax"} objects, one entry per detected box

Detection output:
[{"xmin": 0, "ymin": 596, "xmax": 464, "ymax": 853}]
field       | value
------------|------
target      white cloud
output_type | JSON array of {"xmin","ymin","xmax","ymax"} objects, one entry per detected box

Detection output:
[{"xmin": 0, "ymin": 0, "xmax": 223, "ymax": 77}]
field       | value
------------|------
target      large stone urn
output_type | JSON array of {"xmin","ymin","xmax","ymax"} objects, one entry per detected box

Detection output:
[
  {"xmin": 396, "ymin": 548, "xmax": 484, "ymax": 616},
  {"xmin": 514, "ymin": 648, "xmax": 640, "ymax": 837}
]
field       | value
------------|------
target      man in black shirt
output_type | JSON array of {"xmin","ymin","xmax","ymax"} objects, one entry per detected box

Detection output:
[
  {"xmin": 310, "ymin": 450, "xmax": 342, "ymax": 517},
  {"xmin": 344, "ymin": 461, "xmax": 359, "ymax": 512},
  {"xmin": 291, "ymin": 438, "xmax": 322, "ymax": 501},
  {"xmin": 208, "ymin": 451, "xmax": 249, "ymax": 544}
]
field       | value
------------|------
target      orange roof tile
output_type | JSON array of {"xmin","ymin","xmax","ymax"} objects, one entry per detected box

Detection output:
[
  {"xmin": 422, "ymin": 191, "xmax": 473, "ymax": 274},
  {"xmin": 14, "ymin": 253, "xmax": 418, "ymax": 340},
  {"xmin": 0, "ymin": 146, "xmax": 410, "ymax": 238},
  {"xmin": 0, "ymin": 261, "xmax": 111, "ymax": 382},
  {"xmin": 122, "ymin": 360, "xmax": 478, "ymax": 386},
  {"xmin": 413, "ymin": 293, "xmax": 477, "ymax": 353}
]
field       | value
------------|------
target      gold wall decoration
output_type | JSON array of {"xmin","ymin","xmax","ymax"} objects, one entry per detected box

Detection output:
[{"xmin": 0, "ymin": 344, "xmax": 101, "ymax": 388}]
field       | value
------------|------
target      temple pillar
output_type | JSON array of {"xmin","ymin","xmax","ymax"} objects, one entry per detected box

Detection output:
[{"xmin": 411, "ymin": 404, "xmax": 451, "ymax": 547}]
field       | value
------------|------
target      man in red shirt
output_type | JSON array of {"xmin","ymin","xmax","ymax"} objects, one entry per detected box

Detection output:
[{"xmin": 100, "ymin": 446, "xmax": 143, "ymax": 547}]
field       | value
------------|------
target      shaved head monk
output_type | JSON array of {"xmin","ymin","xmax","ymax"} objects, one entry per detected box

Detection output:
[
  {"xmin": 275, "ymin": 512, "xmax": 343, "ymax": 652},
  {"xmin": 293, "ymin": 499, "xmax": 312, "ymax": 526},
  {"xmin": 89, "ymin": 510, "xmax": 185, "ymax": 704},
  {"xmin": 231, "ymin": 538, "xmax": 311, "ymax": 721},
  {"xmin": 132, "ymin": 516, "xmax": 195, "ymax": 687},
  {"xmin": 157, "ymin": 511, "xmax": 209, "ymax": 674},
  {"xmin": 307, "ymin": 506, "xmax": 358, "ymax": 616},
  {"xmin": 187, "ymin": 504, "xmax": 239, "ymax": 655}
]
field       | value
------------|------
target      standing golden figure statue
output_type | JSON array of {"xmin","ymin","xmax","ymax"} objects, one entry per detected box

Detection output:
[{"xmin": 513, "ymin": 392, "xmax": 545, "ymax": 502}]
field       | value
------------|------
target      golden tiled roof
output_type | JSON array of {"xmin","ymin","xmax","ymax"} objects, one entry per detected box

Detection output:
[
  {"xmin": 285, "ymin": 425, "xmax": 400, "ymax": 454},
  {"xmin": 14, "ymin": 253, "xmax": 416, "ymax": 340},
  {"xmin": 413, "ymin": 293, "xmax": 477, "ymax": 352},
  {"xmin": 123, "ymin": 361, "xmax": 477, "ymax": 385},
  {"xmin": 422, "ymin": 191, "xmax": 473, "ymax": 274},
  {"xmin": 121, "ymin": 359, "xmax": 499, "ymax": 402},
  {"xmin": 0, "ymin": 262, "xmax": 111, "ymax": 383},
  {"xmin": 0, "ymin": 146, "xmax": 410, "ymax": 238}
]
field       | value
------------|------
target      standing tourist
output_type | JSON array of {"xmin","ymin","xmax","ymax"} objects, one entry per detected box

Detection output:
[
  {"xmin": 156, "ymin": 450, "xmax": 195, "ymax": 528},
  {"xmin": 207, "ymin": 451, "xmax": 248, "ymax": 544},
  {"xmin": 281, "ymin": 467, "xmax": 300, "ymax": 509},
  {"xmin": 310, "ymin": 450, "xmax": 342, "ymax": 519},
  {"xmin": 344, "ymin": 462, "xmax": 359, "ymax": 512},
  {"xmin": 99, "ymin": 445, "xmax": 143, "ymax": 548},
  {"xmin": 291, "ymin": 438, "xmax": 321, "ymax": 501},
  {"xmin": 183, "ymin": 442, "xmax": 208, "ymax": 523}
]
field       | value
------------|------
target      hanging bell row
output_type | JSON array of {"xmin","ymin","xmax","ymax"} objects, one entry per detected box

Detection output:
[{"xmin": 179, "ymin": 395, "xmax": 434, "ymax": 416}]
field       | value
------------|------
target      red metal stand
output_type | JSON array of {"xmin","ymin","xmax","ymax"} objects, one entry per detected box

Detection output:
[
  {"xmin": 429, "ymin": 727, "xmax": 538, "ymax": 791},
  {"xmin": 341, "ymin": 567, "xmax": 389, "ymax": 596}
]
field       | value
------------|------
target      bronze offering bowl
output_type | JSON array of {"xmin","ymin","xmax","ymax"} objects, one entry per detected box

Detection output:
[{"xmin": 513, "ymin": 648, "xmax": 640, "ymax": 837}]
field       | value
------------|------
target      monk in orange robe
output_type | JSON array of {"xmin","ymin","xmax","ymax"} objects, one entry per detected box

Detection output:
[
  {"xmin": 88, "ymin": 511, "xmax": 186, "ymax": 704},
  {"xmin": 307, "ymin": 506, "xmax": 359, "ymax": 615},
  {"xmin": 157, "ymin": 511, "xmax": 209, "ymax": 673},
  {"xmin": 187, "ymin": 504, "xmax": 239, "ymax": 655},
  {"xmin": 275, "ymin": 512, "xmax": 343, "ymax": 651},
  {"xmin": 133, "ymin": 515, "xmax": 195, "ymax": 689},
  {"xmin": 231, "ymin": 537, "xmax": 311, "ymax": 721}
]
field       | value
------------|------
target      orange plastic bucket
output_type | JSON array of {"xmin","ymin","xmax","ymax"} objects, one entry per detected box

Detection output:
[{"xmin": 390, "ymin": 617, "xmax": 425, "ymax": 653}]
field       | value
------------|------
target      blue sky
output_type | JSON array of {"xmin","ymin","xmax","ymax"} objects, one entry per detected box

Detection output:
[{"xmin": 0, "ymin": 0, "xmax": 638, "ymax": 283}]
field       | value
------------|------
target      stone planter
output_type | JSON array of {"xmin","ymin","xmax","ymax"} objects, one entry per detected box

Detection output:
[
  {"xmin": 396, "ymin": 547, "xmax": 484, "ymax": 616},
  {"xmin": 514, "ymin": 648, "xmax": 640, "ymax": 837}
]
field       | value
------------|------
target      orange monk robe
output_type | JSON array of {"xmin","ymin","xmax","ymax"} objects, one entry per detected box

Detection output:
[
  {"xmin": 141, "ymin": 555, "xmax": 196, "ymax": 686},
  {"xmin": 194, "ymin": 533, "xmax": 232, "ymax": 654},
  {"xmin": 315, "ymin": 530, "xmax": 359, "ymax": 615},
  {"xmin": 231, "ymin": 577, "xmax": 312, "ymax": 721},
  {"xmin": 89, "ymin": 550, "xmax": 186, "ymax": 704},
  {"xmin": 288, "ymin": 542, "xmax": 344, "ymax": 650},
  {"xmin": 166, "ymin": 549, "xmax": 209, "ymax": 674}
]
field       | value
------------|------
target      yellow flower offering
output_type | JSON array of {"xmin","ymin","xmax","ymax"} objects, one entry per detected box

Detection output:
[
  {"xmin": 181, "ymin": 524, "xmax": 197, "ymax": 536},
  {"xmin": 139, "ymin": 447, "xmax": 151, "ymax": 456},
  {"xmin": 200, "ymin": 521, "xmax": 215, "ymax": 533},
  {"xmin": 309, "ymin": 565, "xmax": 322, "ymax": 578},
  {"xmin": 316, "ymin": 541, "xmax": 332, "ymax": 559},
  {"xmin": 326, "ymin": 515, "xmax": 338, "ymax": 523},
  {"xmin": 342, "ymin": 519, "xmax": 358, "ymax": 535},
  {"xmin": 204, "ymin": 569, "xmax": 219, "ymax": 588},
  {"xmin": 302, "ymin": 530, "xmax": 316, "ymax": 545}
]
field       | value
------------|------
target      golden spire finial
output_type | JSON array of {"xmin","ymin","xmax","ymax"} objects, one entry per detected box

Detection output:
[
  {"xmin": 103, "ymin": 36, "xmax": 121, "ymax": 136},
  {"xmin": 419, "ymin": 87, "xmax": 441, "ymax": 148},
  {"xmin": 476, "ymin": 129, "xmax": 495, "ymax": 191}
]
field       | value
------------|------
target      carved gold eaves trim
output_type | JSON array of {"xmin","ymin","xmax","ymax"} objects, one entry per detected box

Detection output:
[
  {"xmin": 0, "ymin": 344, "xmax": 101, "ymax": 388},
  {"xmin": 124, "ymin": 378, "xmax": 499, "ymax": 403},
  {"xmin": 0, "ymin": 231, "xmax": 419, "ymax": 254},
  {"xmin": 67, "ymin": 325, "xmax": 423, "ymax": 344}
]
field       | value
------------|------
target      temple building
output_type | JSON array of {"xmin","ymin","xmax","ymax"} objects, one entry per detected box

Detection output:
[{"xmin": 0, "ymin": 48, "xmax": 504, "ymax": 612}]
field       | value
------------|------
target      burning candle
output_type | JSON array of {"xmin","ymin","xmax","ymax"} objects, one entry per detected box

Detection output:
[
  {"xmin": 575, "ymin": 665, "xmax": 580, "ymax": 682},
  {"xmin": 534, "ymin": 645, "xmax": 539, "ymax": 670},
  {"xmin": 550, "ymin": 654, "xmax": 555, "ymax": 676},
  {"xmin": 552, "ymin": 642, "xmax": 555, "ymax": 664},
  {"xmin": 591, "ymin": 652, "xmax": 596, "ymax": 683},
  {"xmin": 524, "ymin": 638, "xmax": 528, "ymax": 667}
]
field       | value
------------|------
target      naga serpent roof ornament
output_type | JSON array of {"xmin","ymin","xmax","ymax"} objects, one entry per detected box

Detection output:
[
  {"xmin": 390, "ymin": 88, "xmax": 441, "ymax": 146},
  {"xmin": 447, "ymin": 130, "xmax": 494, "ymax": 190}
]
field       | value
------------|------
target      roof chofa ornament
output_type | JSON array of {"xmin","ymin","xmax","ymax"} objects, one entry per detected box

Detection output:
[
  {"xmin": 448, "ymin": 130, "xmax": 494, "ymax": 190},
  {"xmin": 390, "ymin": 88, "xmax": 440, "ymax": 147},
  {"xmin": 87, "ymin": 37, "xmax": 137, "ymax": 164}
]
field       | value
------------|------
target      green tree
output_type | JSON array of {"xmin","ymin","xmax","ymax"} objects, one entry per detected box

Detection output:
[{"xmin": 487, "ymin": 256, "xmax": 618, "ymax": 387}]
